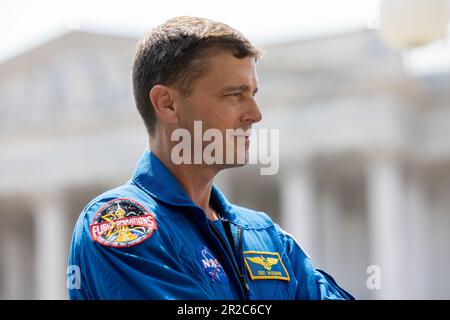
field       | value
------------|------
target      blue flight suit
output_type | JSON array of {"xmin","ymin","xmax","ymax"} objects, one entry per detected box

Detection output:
[{"xmin": 68, "ymin": 150, "xmax": 354, "ymax": 300}]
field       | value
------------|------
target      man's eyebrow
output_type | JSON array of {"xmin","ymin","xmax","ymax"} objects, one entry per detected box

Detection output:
[{"xmin": 219, "ymin": 85, "xmax": 259, "ymax": 94}]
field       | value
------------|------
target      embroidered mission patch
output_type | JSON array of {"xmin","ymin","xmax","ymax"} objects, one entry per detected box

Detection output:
[
  {"xmin": 90, "ymin": 198, "xmax": 157, "ymax": 248},
  {"xmin": 196, "ymin": 245, "xmax": 229, "ymax": 283},
  {"xmin": 244, "ymin": 251, "xmax": 290, "ymax": 281}
]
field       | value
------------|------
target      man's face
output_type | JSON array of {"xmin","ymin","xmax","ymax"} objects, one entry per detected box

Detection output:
[{"xmin": 176, "ymin": 51, "xmax": 262, "ymax": 168}]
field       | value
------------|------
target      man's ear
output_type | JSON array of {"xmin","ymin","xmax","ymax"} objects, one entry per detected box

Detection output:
[{"xmin": 149, "ymin": 85, "xmax": 179, "ymax": 126}]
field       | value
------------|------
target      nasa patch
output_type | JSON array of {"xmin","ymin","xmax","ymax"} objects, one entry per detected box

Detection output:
[
  {"xmin": 90, "ymin": 198, "xmax": 157, "ymax": 248},
  {"xmin": 196, "ymin": 245, "xmax": 229, "ymax": 283}
]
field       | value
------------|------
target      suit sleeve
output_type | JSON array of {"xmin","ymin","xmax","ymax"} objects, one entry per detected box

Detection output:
[
  {"xmin": 275, "ymin": 224, "xmax": 355, "ymax": 300},
  {"xmin": 69, "ymin": 199, "xmax": 210, "ymax": 300}
]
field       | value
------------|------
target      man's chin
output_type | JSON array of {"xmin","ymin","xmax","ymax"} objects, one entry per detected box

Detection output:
[
  {"xmin": 219, "ymin": 152, "xmax": 249, "ymax": 169},
  {"xmin": 222, "ymin": 161, "xmax": 247, "ymax": 169}
]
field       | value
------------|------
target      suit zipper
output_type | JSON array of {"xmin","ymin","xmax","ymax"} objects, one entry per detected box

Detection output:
[
  {"xmin": 236, "ymin": 225, "xmax": 250, "ymax": 294},
  {"xmin": 208, "ymin": 220, "xmax": 248, "ymax": 299}
]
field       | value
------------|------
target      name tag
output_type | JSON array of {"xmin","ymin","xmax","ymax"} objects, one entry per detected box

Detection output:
[{"xmin": 244, "ymin": 251, "xmax": 290, "ymax": 281}]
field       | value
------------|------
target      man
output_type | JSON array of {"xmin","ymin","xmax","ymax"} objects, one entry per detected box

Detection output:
[{"xmin": 68, "ymin": 16, "xmax": 354, "ymax": 300}]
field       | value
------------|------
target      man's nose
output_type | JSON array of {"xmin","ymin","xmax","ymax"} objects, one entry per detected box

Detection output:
[{"xmin": 243, "ymin": 97, "xmax": 263, "ymax": 124}]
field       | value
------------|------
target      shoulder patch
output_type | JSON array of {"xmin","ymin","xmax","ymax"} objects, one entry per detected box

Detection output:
[{"xmin": 90, "ymin": 198, "xmax": 157, "ymax": 248}]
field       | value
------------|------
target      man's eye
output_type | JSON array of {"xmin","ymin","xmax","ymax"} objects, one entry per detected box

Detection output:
[{"xmin": 228, "ymin": 92, "xmax": 240, "ymax": 97}]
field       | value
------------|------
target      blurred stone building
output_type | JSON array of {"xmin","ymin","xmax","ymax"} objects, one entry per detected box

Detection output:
[{"xmin": 0, "ymin": 30, "xmax": 449, "ymax": 299}]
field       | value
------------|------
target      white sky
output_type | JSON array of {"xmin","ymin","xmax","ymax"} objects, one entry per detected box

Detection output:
[{"xmin": 0, "ymin": 0, "xmax": 379, "ymax": 63}]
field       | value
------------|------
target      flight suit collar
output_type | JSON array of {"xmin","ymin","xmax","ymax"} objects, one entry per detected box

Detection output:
[{"xmin": 131, "ymin": 150, "xmax": 236, "ymax": 221}]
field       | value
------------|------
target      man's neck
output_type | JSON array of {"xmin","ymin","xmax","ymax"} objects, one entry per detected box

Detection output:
[{"xmin": 150, "ymin": 143, "xmax": 220, "ymax": 221}]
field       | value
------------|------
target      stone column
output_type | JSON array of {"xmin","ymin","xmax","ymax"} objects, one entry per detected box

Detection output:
[
  {"xmin": 321, "ymin": 183, "xmax": 341, "ymax": 269},
  {"xmin": 33, "ymin": 190, "xmax": 68, "ymax": 299},
  {"xmin": 407, "ymin": 167, "xmax": 428, "ymax": 299},
  {"xmin": 0, "ymin": 222, "xmax": 27, "ymax": 299},
  {"xmin": 366, "ymin": 154, "xmax": 405, "ymax": 299},
  {"xmin": 279, "ymin": 160, "xmax": 317, "ymax": 257}
]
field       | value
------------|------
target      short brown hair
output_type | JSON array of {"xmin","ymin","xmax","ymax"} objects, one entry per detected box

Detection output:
[{"xmin": 132, "ymin": 16, "xmax": 262, "ymax": 135}]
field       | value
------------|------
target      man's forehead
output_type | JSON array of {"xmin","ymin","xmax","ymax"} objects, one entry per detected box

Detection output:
[
  {"xmin": 212, "ymin": 52, "xmax": 256, "ymax": 73},
  {"xmin": 200, "ymin": 52, "xmax": 258, "ymax": 89}
]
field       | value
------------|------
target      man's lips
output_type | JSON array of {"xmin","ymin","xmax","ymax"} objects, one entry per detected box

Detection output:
[
  {"xmin": 231, "ymin": 134, "xmax": 251, "ymax": 143},
  {"xmin": 230, "ymin": 129, "xmax": 252, "ymax": 138}
]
